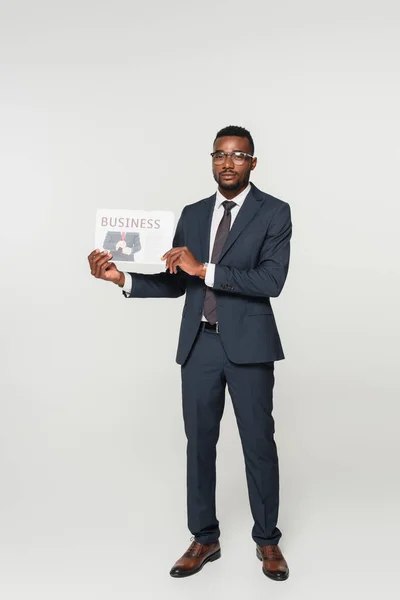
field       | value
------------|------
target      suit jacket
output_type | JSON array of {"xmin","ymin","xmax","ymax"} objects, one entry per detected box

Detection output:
[
  {"xmin": 103, "ymin": 231, "xmax": 141, "ymax": 261},
  {"xmin": 125, "ymin": 183, "xmax": 292, "ymax": 365}
]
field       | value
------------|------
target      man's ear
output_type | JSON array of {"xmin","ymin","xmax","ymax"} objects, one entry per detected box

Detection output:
[{"xmin": 251, "ymin": 157, "xmax": 257, "ymax": 171}]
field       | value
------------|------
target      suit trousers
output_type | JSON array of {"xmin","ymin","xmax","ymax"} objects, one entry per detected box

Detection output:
[{"xmin": 181, "ymin": 326, "xmax": 282, "ymax": 547}]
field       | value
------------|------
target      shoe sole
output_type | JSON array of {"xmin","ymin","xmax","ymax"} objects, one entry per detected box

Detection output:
[
  {"xmin": 170, "ymin": 548, "xmax": 221, "ymax": 578},
  {"xmin": 256, "ymin": 547, "xmax": 289, "ymax": 581}
]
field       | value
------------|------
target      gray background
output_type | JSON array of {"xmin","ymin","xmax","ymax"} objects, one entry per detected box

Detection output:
[{"xmin": 0, "ymin": 1, "xmax": 399, "ymax": 598}]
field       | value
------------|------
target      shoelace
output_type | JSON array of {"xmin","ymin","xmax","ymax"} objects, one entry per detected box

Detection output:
[
  {"xmin": 261, "ymin": 545, "xmax": 282, "ymax": 560},
  {"xmin": 185, "ymin": 537, "xmax": 203, "ymax": 557}
]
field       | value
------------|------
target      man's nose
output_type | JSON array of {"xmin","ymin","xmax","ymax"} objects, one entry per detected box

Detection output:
[{"xmin": 222, "ymin": 154, "xmax": 234, "ymax": 168}]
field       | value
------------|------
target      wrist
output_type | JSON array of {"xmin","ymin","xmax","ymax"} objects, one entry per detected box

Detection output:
[
  {"xmin": 117, "ymin": 272, "xmax": 125, "ymax": 287},
  {"xmin": 197, "ymin": 263, "xmax": 207, "ymax": 279}
]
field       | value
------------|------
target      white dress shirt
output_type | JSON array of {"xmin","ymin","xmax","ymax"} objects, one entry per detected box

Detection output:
[{"xmin": 122, "ymin": 183, "xmax": 252, "ymax": 317}]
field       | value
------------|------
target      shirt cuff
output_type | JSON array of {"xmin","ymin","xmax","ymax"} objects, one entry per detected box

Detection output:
[
  {"xmin": 205, "ymin": 263, "xmax": 215, "ymax": 288},
  {"xmin": 122, "ymin": 272, "xmax": 132, "ymax": 295}
]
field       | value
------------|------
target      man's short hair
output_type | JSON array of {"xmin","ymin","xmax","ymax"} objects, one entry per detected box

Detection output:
[{"xmin": 214, "ymin": 125, "xmax": 254, "ymax": 155}]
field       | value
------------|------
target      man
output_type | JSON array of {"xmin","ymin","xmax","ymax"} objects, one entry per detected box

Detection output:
[
  {"xmin": 102, "ymin": 230, "xmax": 141, "ymax": 262},
  {"xmin": 88, "ymin": 125, "xmax": 292, "ymax": 581}
]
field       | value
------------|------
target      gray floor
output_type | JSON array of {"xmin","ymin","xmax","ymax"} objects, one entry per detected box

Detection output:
[{"xmin": 0, "ymin": 389, "xmax": 397, "ymax": 600}]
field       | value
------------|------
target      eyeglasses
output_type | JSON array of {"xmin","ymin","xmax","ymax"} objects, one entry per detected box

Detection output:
[{"xmin": 210, "ymin": 151, "xmax": 254, "ymax": 165}]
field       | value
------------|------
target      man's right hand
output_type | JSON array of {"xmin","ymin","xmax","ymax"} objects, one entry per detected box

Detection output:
[{"xmin": 87, "ymin": 249, "xmax": 125, "ymax": 287}]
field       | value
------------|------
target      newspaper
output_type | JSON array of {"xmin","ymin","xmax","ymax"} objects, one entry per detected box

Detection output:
[{"xmin": 95, "ymin": 209, "xmax": 175, "ymax": 265}]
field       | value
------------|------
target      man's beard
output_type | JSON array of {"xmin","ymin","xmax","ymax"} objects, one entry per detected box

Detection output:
[
  {"xmin": 218, "ymin": 177, "xmax": 242, "ymax": 191},
  {"xmin": 214, "ymin": 171, "xmax": 249, "ymax": 191}
]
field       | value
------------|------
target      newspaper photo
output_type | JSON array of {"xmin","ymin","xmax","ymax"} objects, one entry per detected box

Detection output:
[{"xmin": 95, "ymin": 209, "xmax": 175, "ymax": 265}]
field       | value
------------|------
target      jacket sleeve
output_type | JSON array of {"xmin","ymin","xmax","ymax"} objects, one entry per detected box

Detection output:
[
  {"xmin": 124, "ymin": 209, "xmax": 187, "ymax": 299},
  {"xmin": 213, "ymin": 203, "xmax": 292, "ymax": 298},
  {"xmin": 103, "ymin": 231, "xmax": 114, "ymax": 251},
  {"xmin": 132, "ymin": 232, "xmax": 141, "ymax": 254}
]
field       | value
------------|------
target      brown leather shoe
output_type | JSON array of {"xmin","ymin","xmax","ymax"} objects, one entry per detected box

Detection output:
[
  {"xmin": 169, "ymin": 538, "xmax": 221, "ymax": 578},
  {"xmin": 256, "ymin": 544, "xmax": 289, "ymax": 581}
]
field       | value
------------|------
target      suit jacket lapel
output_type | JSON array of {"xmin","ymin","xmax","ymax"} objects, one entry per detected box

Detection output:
[
  {"xmin": 198, "ymin": 193, "xmax": 216, "ymax": 262},
  {"xmin": 218, "ymin": 184, "xmax": 264, "ymax": 261}
]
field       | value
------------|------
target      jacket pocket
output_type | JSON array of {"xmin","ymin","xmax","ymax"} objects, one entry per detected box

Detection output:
[{"xmin": 247, "ymin": 304, "xmax": 273, "ymax": 316}]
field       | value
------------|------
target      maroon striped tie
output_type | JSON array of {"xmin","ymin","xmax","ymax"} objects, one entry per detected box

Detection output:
[{"xmin": 203, "ymin": 200, "xmax": 236, "ymax": 325}]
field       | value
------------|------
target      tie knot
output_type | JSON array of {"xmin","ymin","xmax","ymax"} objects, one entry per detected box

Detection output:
[{"xmin": 222, "ymin": 200, "xmax": 237, "ymax": 214}]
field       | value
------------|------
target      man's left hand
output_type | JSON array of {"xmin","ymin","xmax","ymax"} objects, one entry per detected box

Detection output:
[{"xmin": 162, "ymin": 246, "xmax": 203, "ymax": 276}]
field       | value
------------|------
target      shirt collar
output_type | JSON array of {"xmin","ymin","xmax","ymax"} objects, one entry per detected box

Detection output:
[{"xmin": 216, "ymin": 182, "xmax": 252, "ymax": 209}]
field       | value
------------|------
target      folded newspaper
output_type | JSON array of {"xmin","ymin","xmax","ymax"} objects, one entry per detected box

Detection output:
[{"xmin": 95, "ymin": 209, "xmax": 175, "ymax": 265}]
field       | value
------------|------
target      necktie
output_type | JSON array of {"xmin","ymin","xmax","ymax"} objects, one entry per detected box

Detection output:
[{"xmin": 203, "ymin": 200, "xmax": 237, "ymax": 325}]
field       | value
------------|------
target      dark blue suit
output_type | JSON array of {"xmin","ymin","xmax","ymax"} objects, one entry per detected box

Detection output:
[{"xmin": 125, "ymin": 183, "xmax": 292, "ymax": 546}]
